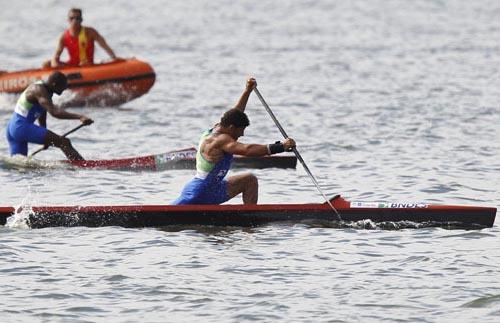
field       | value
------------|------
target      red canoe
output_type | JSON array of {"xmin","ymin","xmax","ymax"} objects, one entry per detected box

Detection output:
[
  {"xmin": 0, "ymin": 196, "xmax": 496, "ymax": 229},
  {"xmin": 64, "ymin": 147, "xmax": 297, "ymax": 171},
  {"xmin": 0, "ymin": 58, "xmax": 155, "ymax": 107},
  {"xmin": 1, "ymin": 148, "xmax": 297, "ymax": 171}
]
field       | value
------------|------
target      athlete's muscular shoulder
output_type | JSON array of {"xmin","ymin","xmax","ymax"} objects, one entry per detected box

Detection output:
[
  {"xmin": 204, "ymin": 133, "xmax": 232, "ymax": 151},
  {"xmin": 201, "ymin": 133, "xmax": 232, "ymax": 162},
  {"xmin": 24, "ymin": 84, "xmax": 47, "ymax": 103}
]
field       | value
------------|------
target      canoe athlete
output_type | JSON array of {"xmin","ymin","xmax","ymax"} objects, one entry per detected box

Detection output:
[
  {"xmin": 172, "ymin": 77, "xmax": 296, "ymax": 205},
  {"xmin": 43, "ymin": 8, "xmax": 119, "ymax": 68},
  {"xmin": 6, "ymin": 71, "xmax": 93, "ymax": 160}
]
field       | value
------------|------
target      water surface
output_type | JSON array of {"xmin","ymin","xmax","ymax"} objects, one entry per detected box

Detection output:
[{"xmin": 0, "ymin": 0, "xmax": 499, "ymax": 322}]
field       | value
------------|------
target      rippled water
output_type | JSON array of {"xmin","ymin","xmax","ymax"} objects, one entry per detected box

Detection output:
[{"xmin": 1, "ymin": 0, "xmax": 499, "ymax": 322}]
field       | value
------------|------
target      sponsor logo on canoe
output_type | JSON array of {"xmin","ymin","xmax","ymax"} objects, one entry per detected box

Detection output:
[
  {"xmin": 0, "ymin": 76, "xmax": 40, "ymax": 92},
  {"xmin": 351, "ymin": 202, "xmax": 428, "ymax": 208},
  {"xmin": 154, "ymin": 150, "xmax": 196, "ymax": 165}
]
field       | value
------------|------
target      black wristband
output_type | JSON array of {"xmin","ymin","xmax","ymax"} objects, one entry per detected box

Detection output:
[{"xmin": 268, "ymin": 141, "xmax": 285, "ymax": 155}]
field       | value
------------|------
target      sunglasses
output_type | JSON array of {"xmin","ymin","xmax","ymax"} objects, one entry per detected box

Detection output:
[{"xmin": 68, "ymin": 16, "xmax": 82, "ymax": 21}]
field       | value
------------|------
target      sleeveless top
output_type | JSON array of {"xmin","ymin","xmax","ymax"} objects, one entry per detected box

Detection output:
[
  {"xmin": 194, "ymin": 129, "xmax": 233, "ymax": 184},
  {"xmin": 14, "ymin": 80, "xmax": 48, "ymax": 123},
  {"xmin": 63, "ymin": 27, "xmax": 94, "ymax": 65}
]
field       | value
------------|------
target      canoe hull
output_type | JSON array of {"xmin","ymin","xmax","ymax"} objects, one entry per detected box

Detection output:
[
  {"xmin": 1, "ymin": 149, "xmax": 297, "ymax": 171},
  {"xmin": 1, "ymin": 197, "xmax": 496, "ymax": 229},
  {"xmin": 0, "ymin": 58, "xmax": 155, "ymax": 107},
  {"xmin": 64, "ymin": 148, "xmax": 298, "ymax": 171}
]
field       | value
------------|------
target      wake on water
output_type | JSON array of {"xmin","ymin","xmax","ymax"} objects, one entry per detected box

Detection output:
[{"xmin": 0, "ymin": 154, "xmax": 71, "ymax": 172}]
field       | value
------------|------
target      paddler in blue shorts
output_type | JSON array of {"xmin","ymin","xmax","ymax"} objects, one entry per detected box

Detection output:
[
  {"xmin": 172, "ymin": 77, "xmax": 296, "ymax": 205},
  {"xmin": 6, "ymin": 71, "xmax": 93, "ymax": 160}
]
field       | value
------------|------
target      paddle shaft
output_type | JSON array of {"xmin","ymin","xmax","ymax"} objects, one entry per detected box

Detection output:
[
  {"xmin": 30, "ymin": 123, "xmax": 87, "ymax": 157},
  {"xmin": 253, "ymin": 87, "xmax": 342, "ymax": 221}
]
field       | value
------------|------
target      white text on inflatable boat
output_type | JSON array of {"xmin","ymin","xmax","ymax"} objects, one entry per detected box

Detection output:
[{"xmin": 0, "ymin": 76, "xmax": 41, "ymax": 92}]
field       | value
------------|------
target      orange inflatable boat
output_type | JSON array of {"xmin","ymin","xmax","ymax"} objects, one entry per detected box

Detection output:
[{"xmin": 0, "ymin": 58, "xmax": 155, "ymax": 107}]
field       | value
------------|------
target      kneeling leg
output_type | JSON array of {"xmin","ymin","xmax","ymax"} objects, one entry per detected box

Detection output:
[
  {"xmin": 227, "ymin": 173, "xmax": 258, "ymax": 204},
  {"xmin": 44, "ymin": 131, "xmax": 84, "ymax": 161}
]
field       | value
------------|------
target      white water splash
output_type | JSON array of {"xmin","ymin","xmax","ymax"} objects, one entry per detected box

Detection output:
[
  {"xmin": 53, "ymin": 89, "xmax": 78, "ymax": 107},
  {"xmin": 54, "ymin": 83, "xmax": 132, "ymax": 108},
  {"xmin": 5, "ymin": 205, "xmax": 33, "ymax": 229},
  {"xmin": 4, "ymin": 186, "xmax": 36, "ymax": 229},
  {"xmin": 5, "ymin": 185, "xmax": 46, "ymax": 230}
]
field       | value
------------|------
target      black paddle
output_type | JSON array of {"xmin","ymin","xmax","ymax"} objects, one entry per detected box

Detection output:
[
  {"xmin": 253, "ymin": 87, "xmax": 342, "ymax": 221},
  {"xmin": 30, "ymin": 123, "xmax": 88, "ymax": 157}
]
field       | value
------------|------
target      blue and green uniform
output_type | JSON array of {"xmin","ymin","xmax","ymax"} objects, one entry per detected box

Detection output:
[
  {"xmin": 172, "ymin": 129, "xmax": 233, "ymax": 205},
  {"xmin": 6, "ymin": 81, "xmax": 49, "ymax": 156}
]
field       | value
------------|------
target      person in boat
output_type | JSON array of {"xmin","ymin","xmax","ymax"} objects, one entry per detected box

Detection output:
[
  {"xmin": 6, "ymin": 71, "xmax": 93, "ymax": 160},
  {"xmin": 43, "ymin": 8, "xmax": 119, "ymax": 68},
  {"xmin": 172, "ymin": 77, "xmax": 296, "ymax": 205}
]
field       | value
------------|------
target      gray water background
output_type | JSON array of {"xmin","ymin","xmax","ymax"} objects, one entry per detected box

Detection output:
[{"xmin": 0, "ymin": 0, "xmax": 499, "ymax": 322}]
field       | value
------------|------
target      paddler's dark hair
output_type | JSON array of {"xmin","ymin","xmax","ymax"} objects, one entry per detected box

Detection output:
[
  {"xmin": 220, "ymin": 109, "xmax": 250, "ymax": 128},
  {"xmin": 47, "ymin": 71, "xmax": 68, "ymax": 95},
  {"xmin": 48, "ymin": 71, "xmax": 68, "ymax": 89}
]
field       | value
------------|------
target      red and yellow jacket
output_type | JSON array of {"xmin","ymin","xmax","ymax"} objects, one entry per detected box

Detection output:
[{"xmin": 63, "ymin": 27, "xmax": 94, "ymax": 65}]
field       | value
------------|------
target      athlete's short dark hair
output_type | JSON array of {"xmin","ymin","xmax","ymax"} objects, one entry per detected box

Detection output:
[
  {"xmin": 48, "ymin": 71, "xmax": 68, "ymax": 90},
  {"xmin": 220, "ymin": 109, "xmax": 250, "ymax": 128}
]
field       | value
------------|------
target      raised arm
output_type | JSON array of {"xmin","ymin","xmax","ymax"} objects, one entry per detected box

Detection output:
[
  {"xmin": 91, "ymin": 28, "xmax": 117, "ymax": 60},
  {"xmin": 233, "ymin": 78, "xmax": 257, "ymax": 112}
]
